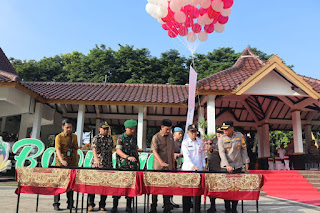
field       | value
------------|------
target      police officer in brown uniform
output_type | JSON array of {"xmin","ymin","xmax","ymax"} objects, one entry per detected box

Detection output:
[{"xmin": 218, "ymin": 121, "xmax": 250, "ymax": 213}]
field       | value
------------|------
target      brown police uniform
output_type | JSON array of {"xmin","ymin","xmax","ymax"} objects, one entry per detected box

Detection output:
[{"xmin": 218, "ymin": 131, "xmax": 250, "ymax": 170}]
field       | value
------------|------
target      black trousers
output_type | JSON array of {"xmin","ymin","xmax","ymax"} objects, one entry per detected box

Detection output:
[
  {"xmin": 183, "ymin": 196, "xmax": 201, "ymax": 213},
  {"xmin": 88, "ymin": 194, "xmax": 107, "ymax": 208},
  {"xmin": 53, "ymin": 190, "xmax": 74, "ymax": 207},
  {"xmin": 151, "ymin": 194, "xmax": 171, "ymax": 211}
]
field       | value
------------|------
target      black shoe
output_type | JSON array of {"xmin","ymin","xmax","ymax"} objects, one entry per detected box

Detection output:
[
  {"xmin": 149, "ymin": 209, "xmax": 157, "ymax": 213},
  {"xmin": 207, "ymin": 206, "xmax": 216, "ymax": 213},
  {"xmin": 67, "ymin": 205, "xmax": 75, "ymax": 209},
  {"xmin": 111, "ymin": 207, "xmax": 118, "ymax": 213},
  {"xmin": 163, "ymin": 210, "xmax": 172, "ymax": 213},
  {"xmin": 170, "ymin": 201, "xmax": 179, "ymax": 208},
  {"xmin": 54, "ymin": 206, "xmax": 62, "ymax": 211},
  {"xmin": 126, "ymin": 207, "xmax": 133, "ymax": 213}
]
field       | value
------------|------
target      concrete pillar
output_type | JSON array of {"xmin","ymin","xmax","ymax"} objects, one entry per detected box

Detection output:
[
  {"xmin": 95, "ymin": 118, "xmax": 101, "ymax": 135},
  {"xmin": 207, "ymin": 95, "xmax": 216, "ymax": 135},
  {"xmin": 143, "ymin": 119, "xmax": 147, "ymax": 150},
  {"xmin": 31, "ymin": 102, "xmax": 43, "ymax": 139},
  {"xmin": 198, "ymin": 106, "xmax": 205, "ymax": 137},
  {"xmin": 76, "ymin": 105, "xmax": 85, "ymax": 147},
  {"xmin": 137, "ymin": 106, "xmax": 144, "ymax": 150},
  {"xmin": 1, "ymin": 117, "xmax": 6, "ymax": 133},
  {"xmin": 262, "ymin": 123, "xmax": 270, "ymax": 157},
  {"xmin": 304, "ymin": 124, "xmax": 312, "ymax": 153},
  {"xmin": 291, "ymin": 110, "xmax": 304, "ymax": 153},
  {"xmin": 257, "ymin": 126, "xmax": 264, "ymax": 158},
  {"xmin": 18, "ymin": 114, "xmax": 30, "ymax": 140}
]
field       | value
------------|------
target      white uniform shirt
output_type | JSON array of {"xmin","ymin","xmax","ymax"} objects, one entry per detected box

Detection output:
[{"xmin": 181, "ymin": 137, "xmax": 206, "ymax": 171}]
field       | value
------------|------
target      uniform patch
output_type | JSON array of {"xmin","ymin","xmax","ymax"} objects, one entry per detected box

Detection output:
[{"xmin": 224, "ymin": 140, "xmax": 230, "ymax": 142}]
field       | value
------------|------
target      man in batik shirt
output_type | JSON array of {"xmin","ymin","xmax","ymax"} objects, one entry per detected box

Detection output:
[
  {"xmin": 111, "ymin": 119, "xmax": 139, "ymax": 213},
  {"xmin": 88, "ymin": 121, "xmax": 114, "ymax": 211}
]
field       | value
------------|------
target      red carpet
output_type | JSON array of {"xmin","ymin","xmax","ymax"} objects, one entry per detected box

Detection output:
[{"xmin": 250, "ymin": 170, "xmax": 320, "ymax": 206}]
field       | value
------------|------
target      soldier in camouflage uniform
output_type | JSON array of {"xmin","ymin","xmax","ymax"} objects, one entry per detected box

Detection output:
[
  {"xmin": 88, "ymin": 121, "xmax": 114, "ymax": 211},
  {"xmin": 111, "ymin": 119, "xmax": 139, "ymax": 213},
  {"xmin": 218, "ymin": 121, "xmax": 250, "ymax": 213}
]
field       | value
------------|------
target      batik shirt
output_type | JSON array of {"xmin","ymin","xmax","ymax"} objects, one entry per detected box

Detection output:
[
  {"xmin": 91, "ymin": 133, "xmax": 114, "ymax": 169},
  {"xmin": 116, "ymin": 133, "xmax": 139, "ymax": 170}
]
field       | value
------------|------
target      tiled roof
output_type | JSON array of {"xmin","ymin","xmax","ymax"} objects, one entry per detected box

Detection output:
[
  {"xmin": 0, "ymin": 70, "xmax": 21, "ymax": 82},
  {"xmin": 21, "ymin": 82, "xmax": 189, "ymax": 104},
  {"xmin": 0, "ymin": 48, "xmax": 21, "ymax": 82},
  {"xmin": 197, "ymin": 48, "xmax": 265, "ymax": 91},
  {"xmin": 299, "ymin": 75, "xmax": 320, "ymax": 93}
]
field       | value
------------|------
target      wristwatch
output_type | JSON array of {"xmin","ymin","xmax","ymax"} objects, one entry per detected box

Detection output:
[{"xmin": 126, "ymin": 155, "xmax": 129, "ymax": 159}]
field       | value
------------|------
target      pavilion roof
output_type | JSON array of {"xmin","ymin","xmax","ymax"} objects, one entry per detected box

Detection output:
[
  {"xmin": 197, "ymin": 48, "xmax": 266, "ymax": 92},
  {"xmin": 21, "ymin": 81, "xmax": 189, "ymax": 106},
  {"xmin": 0, "ymin": 48, "xmax": 20, "ymax": 82}
]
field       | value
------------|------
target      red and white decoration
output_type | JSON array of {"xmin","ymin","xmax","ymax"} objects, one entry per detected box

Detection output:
[{"xmin": 146, "ymin": 0, "xmax": 234, "ymax": 42}]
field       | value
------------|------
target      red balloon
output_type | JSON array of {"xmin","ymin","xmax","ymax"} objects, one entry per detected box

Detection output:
[
  {"xmin": 179, "ymin": 26, "xmax": 188, "ymax": 36},
  {"xmin": 190, "ymin": 7, "xmax": 199, "ymax": 19},
  {"xmin": 168, "ymin": 28, "xmax": 179, "ymax": 38},
  {"xmin": 192, "ymin": 23, "xmax": 202, "ymax": 33},
  {"xmin": 208, "ymin": 6, "xmax": 220, "ymax": 19},
  {"xmin": 204, "ymin": 23, "xmax": 215, "ymax": 33},
  {"xmin": 218, "ymin": 15, "xmax": 229, "ymax": 24},
  {"xmin": 223, "ymin": 0, "xmax": 234, "ymax": 9},
  {"xmin": 183, "ymin": 5, "xmax": 194, "ymax": 14},
  {"xmin": 199, "ymin": 8, "xmax": 208, "ymax": 16},
  {"xmin": 185, "ymin": 17, "xmax": 194, "ymax": 28},
  {"xmin": 162, "ymin": 9, "xmax": 175, "ymax": 22},
  {"xmin": 162, "ymin": 24, "xmax": 170, "ymax": 30}
]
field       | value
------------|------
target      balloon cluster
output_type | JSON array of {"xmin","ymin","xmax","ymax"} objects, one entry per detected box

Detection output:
[{"xmin": 146, "ymin": 0, "xmax": 233, "ymax": 42}]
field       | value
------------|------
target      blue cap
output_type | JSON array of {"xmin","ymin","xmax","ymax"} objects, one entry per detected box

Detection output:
[{"xmin": 174, "ymin": 127, "xmax": 184, "ymax": 133}]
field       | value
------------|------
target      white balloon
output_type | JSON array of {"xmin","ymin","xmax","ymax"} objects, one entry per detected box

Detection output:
[
  {"xmin": 157, "ymin": 18, "xmax": 166, "ymax": 24},
  {"xmin": 146, "ymin": 3, "xmax": 158, "ymax": 17},
  {"xmin": 198, "ymin": 31, "xmax": 208, "ymax": 41},
  {"xmin": 197, "ymin": 15, "xmax": 206, "ymax": 25},
  {"xmin": 199, "ymin": 0, "xmax": 211, "ymax": 9},
  {"xmin": 158, "ymin": 6, "xmax": 169, "ymax": 18},
  {"xmin": 205, "ymin": 18, "xmax": 213, "ymax": 25},
  {"xmin": 187, "ymin": 32, "xmax": 197, "ymax": 42},
  {"xmin": 221, "ymin": 7, "xmax": 232, "ymax": 16},
  {"xmin": 215, "ymin": 23, "xmax": 225, "ymax": 33},
  {"xmin": 174, "ymin": 11, "xmax": 187, "ymax": 23},
  {"xmin": 159, "ymin": 0, "xmax": 169, "ymax": 7},
  {"xmin": 170, "ymin": 0, "xmax": 182, "ymax": 13},
  {"xmin": 212, "ymin": 0, "xmax": 224, "ymax": 12},
  {"xmin": 148, "ymin": 0, "xmax": 161, "ymax": 4},
  {"xmin": 191, "ymin": 0, "xmax": 201, "ymax": 6},
  {"xmin": 184, "ymin": 0, "xmax": 193, "ymax": 5}
]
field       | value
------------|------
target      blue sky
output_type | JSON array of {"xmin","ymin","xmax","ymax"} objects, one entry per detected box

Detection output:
[{"xmin": 1, "ymin": 0, "xmax": 319, "ymax": 79}]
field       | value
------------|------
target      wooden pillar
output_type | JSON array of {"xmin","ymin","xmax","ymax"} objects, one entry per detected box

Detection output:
[
  {"xmin": 262, "ymin": 123, "xmax": 270, "ymax": 157},
  {"xmin": 257, "ymin": 126, "xmax": 264, "ymax": 158},
  {"xmin": 291, "ymin": 110, "xmax": 304, "ymax": 154},
  {"xmin": 76, "ymin": 105, "xmax": 85, "ymax": 147},
  {"xmin": 207, "ymin": 95, "xmax": 216, "ymax": 135}
]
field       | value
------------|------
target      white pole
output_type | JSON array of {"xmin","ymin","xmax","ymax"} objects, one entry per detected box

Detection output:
[
  {"xmin": 31, "ymin": 103, "xmax": 43, "ymax": 139},
  {"xmin": 291, "ymin": 110, "xmax": 304, "ymax": 153},
  {"xmin": 207, "ymin": 95, "xmax": 216, "ymax": 135},
  {"xmin": 137, "ymin": 106, "xmax": 144, "ymax": 150},
  {"xmin": 76, "ymin": 105, "xmax": 85, "ymax": 147}
]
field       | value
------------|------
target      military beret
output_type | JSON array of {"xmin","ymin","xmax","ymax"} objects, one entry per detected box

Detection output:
[
  {"xmin": 174, "ymin": 127, "xmax": 184, "ymax": 133},
  {"xmin": 124, "ymin": 119, "xmax": 137, "ymax": 128}
]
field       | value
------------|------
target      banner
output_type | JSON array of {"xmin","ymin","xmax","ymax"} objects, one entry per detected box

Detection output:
[{"xmin": 184, "ymin": 66, "xmax": 197, "ymax": 139}]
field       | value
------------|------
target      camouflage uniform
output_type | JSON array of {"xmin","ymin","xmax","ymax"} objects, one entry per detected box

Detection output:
[
  {"xmin": 91, "ymin": 133, "xmax": 114, "ymax": 169},
  {"xmin": 115, "ymin": 133, "xmax": 139, "ymax": 170}
]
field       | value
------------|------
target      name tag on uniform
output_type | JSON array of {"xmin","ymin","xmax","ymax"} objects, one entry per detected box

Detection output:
[
  {"xmin": 224, "ymin": 140, "xmax": 229, "ymax": 142},
  {"xmin": 236, "ymin": 138, "xmax": 241, "ymax": 140}
]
